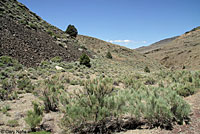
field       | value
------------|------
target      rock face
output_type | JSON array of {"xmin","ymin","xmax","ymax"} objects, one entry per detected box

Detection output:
[{"xmin": 0, "ymin": 16, "xmax": 86, "ymax": 67}]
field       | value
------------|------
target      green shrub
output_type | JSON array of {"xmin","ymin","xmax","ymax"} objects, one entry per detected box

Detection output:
[
  {"xmin": 42, "ymin": 79, "xmax": 60, "ymax": 112},
  {"xmin": 155, "ymin": 70, "xmax": 200, "ymax": 97},
  {"xmin": 0, "ymin": 70, "xmax": 9, "ymax": 79},
  {"xmin": 65, "ymin": 24, "xmax": 78, "ymax": 37},
  {"xmin": 7, "ymin": 119, "xmax": 19, "ymax": 127},
  {"xmin": 144, "ymin": 77, "xmax": 156, "ymax": 85},
  {"xmin": 39, "ymin": 60, "xmax": 51, "ymax": 69},
  {"xmin": 62, "ymin": 77, "xmax": 128, "ymax": 132},
  {"xmin": 79, "ymin": 53, "xmax": 91, "ymax": 68},
  {"xmin": 174, "ymin": 83, "xmax": 196, "ymax": 97},
  {"xmin": 106, "ymin": 51, "xmax": 112, "ymax": 59},
  {"xmin": 1, "ymin": 105, "xmax": 11, "ymax": 115},
  {"xmin": 0, "ymin": 56, "xmax": 22, "ymax": 71},
  {"xmin": 144, "ymin": 66, "xmax": 150, "ymax": 73},
  {"xmin": 25, "ymin": 102, "xmax": 43, "ymax": 132},
  {"xmin": 62, "ymin": 77, "xmax": 190, "ymax": 133},
  {"xmin": 0, "ymin": 77, "xmax": 17, "ymax": 100},
  {"xmin": 2, "ymin": 78, "xmax": 15, "ymax": 91},
  {"xmin": 17, "ymin": 76, "xmax": 34, "ymax": 93},
  {"xmin": 51, "ymin": 56, "xmax": 62, "ymax": 63},
  {"xmin": 0, "ymin": 88, "xmax": 8, "ymax": 100},
  {"xmin": 29, "ymin": 23, "xmax": 37, "ymax": 30},
  {"xmin": 47, "ymin": 30, "xmax": 54, "ymax": 36}
]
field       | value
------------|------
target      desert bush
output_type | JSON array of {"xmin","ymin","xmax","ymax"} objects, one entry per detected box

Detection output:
[
  {"xmin": 1, "ymin": 105, "xmax": 11, "ymax": 114},
  {"xmin": 118, "ymin": 86, "xmax": 190, "ymax": 127},
  {"xmin": 2, "ymin": 78, "xmax": 15, "ymax": 91},
  {"xmin": 0, "ymin": 77, "xmax": 17, "ymax": 100},
  {"xmin": 144, "ymin": 77, "xmax": 156, "ymax": 85},
  {"xmin": 80, "ymin": 53, "xmax": 91, "ymax": 67},
  {"xmin": 62, "ymin": 77, "xmax": 119, "ymax": 131},
  {"xmin": 51, "ymin": 56, "xmax": 62, "ymax": 63},
  {"xmin": 123, "ymin": 75, "xmax": 143, "ymax": 89},
  {"xmin": 106, "ymin": 51, "xmax": 112, "ymax": 59},
  {"xmin": 155, "ymin": 70, "xmax": 200, "ymax": 96},
  {"xmin": 47, "ymin": 30, "xmax": 54, "ymax": 36},
  {"xmin": 0, "ymin": 70, "xmax": 9, "ymax": 79},
  {"xmin": 62, "ymin": 77, "xmax": 190, "ymax": 133},
  {"xmin": 7, "ymin": 119, "xmax": 19, "ymax": 127},
  {"xmin": 25, "ymin": 102, "xmax": 43, "ymax": 132},
  {"xmin": 29, "ymin": 23, "xmax": 37, "ymax": 30},
  {"xmin": 144, "ymin": 66, "xmax": 150, "ymax": 73},
  {"xmin": 0, "ymin": 56, "xmax": 22, "ymax": 71},
  {"xmin": 39, "ymin": 60, "xmax": 51, "ymax": 69},
  {"xmin": 65, "ymin": 24, "xmax": 78, "ymax": 37},
  {"xmin": 17, "ymin": 76, "xmax": 34, "ymax": 93},
  {"xmin": 42, "ymin": 79, "xmax": 60, "ymax": 112},
  {"xmin": 0, "ymin": 88, "xmax": 8, "ymax": 100}
]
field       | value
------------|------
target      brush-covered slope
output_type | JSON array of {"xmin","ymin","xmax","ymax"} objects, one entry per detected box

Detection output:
[
  {"xmin": 77, "ymin": 35, "xmax": 164, "ymax": 71},
  {"xmin": 136, "ymin": 27, "xmax": 200, "ymax": 70},
  {"xmin": 0, "ymin": 0, "xmax": 90, "ymax": 67}
]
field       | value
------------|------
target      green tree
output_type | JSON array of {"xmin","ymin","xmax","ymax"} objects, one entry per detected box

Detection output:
[
  {"xmin": 106, "ymin": 51, "xmax": 112, "ymax": 59},
  {"xmin": 79, "ymin": 53, "xmax": 91, "ymax": 67},
  {"xmin": 65, "ymin": 24, "xmax": 78, "ymax": 37}
]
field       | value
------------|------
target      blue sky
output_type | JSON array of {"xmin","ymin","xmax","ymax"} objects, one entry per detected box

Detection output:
[{"xmin": 18, "ymin": 0, "xmax": 200, "ymax": 49}]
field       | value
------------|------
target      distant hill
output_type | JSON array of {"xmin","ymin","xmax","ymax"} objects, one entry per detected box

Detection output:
[
  {"xmin": 136, "ymin": 27, "xmax": 200, "ymax": 70},
  {"xmin": 136, "ymin": 36, "xmax": 179, "ymax": 54},
  {"xmin": 77, "ymin": 35, "xmax": 164, "ymax": 71}
]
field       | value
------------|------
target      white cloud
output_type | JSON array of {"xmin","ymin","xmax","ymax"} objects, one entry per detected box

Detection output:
[
  {"xmin": 107, "ymin": 40, "xmax": 132, "ymax": 43},
  {"xmin": 107, "ymin": 40, "xmax": 147, "ymax": 44}
]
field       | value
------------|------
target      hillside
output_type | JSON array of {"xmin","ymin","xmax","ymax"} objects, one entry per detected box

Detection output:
[
  {"xmin": 136, "ymin": 28, "xmax": 200, "ymax": 70},
  {"xmin": 136, "ymin": 36, "xmax": 179, "ymax": 54},
  {"xmin": 0, "ymin": 0, "xmax": 90, "ymax": 67},
  {"xmin": 78, "ymin": 35, "xmax": 163, "ymax": 71}
]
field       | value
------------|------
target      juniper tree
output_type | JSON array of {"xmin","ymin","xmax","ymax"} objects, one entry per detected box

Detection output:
[{"xmin": 65, "ymin": 24, "xmax": 78, "ymax": 37}]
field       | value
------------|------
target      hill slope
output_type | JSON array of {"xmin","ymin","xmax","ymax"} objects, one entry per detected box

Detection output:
[
  {"xmin": 0, "ymin": 0, "xmax": 90, "ymax": 67},
  {"xmin": 136, "ymin": 28, "xmax": 200, "ymax": 70},
  {"xmin": 136, "ymin": 36, "xmax": 179, "ymax": 54},
  {"xmin": 78, "ymin": 35, "xmax": 164, "ymax": 71}
]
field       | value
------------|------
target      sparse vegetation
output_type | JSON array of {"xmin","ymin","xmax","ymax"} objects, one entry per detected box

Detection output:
[{"xmin": 62, "ymin": 77, "xmax": 191, "ymax": 133}]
